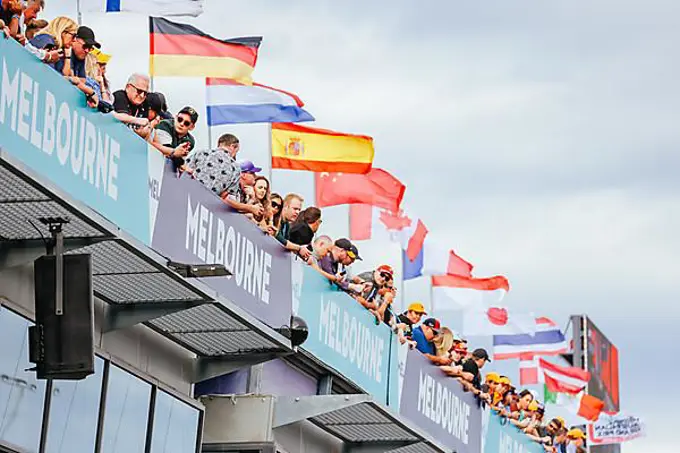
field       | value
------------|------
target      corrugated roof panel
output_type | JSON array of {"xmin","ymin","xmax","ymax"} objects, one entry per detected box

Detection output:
[
  {"xmin": 150, "ymin": 304, "xmax": 246, "ymax": 333},
  {"xmin": 314, "ymin": 403, "xmax": 387, "ymax": 425},
  {"xmin": 385, "ymin": 442, "xmax": 442, "ymax": 453},
  {"xmin": 94, "ymin": 273, "xmax": 202, "ymax": 303},
  {"xmin": 68, "ymin": 241, "xmax": 158, "ymax": 275},
  {"xmin": 173, "ymin": 330, "xmax": 279, "ymax": 356},
  {"xmin": 0, "ymin": 201, "xmax": 103, "ymax": 239},
  {"xmin": 323, "ymin": 422, "xmax": 418, "ymax": 443},
  {"xmin": 0, "ymin": 165, "xmax": 49, "ymax": 202}
]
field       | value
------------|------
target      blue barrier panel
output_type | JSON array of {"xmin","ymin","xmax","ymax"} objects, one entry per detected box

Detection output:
[
  {"xmin": 296, "ymin": 267, "xmax": 394, "ymax": 404},
  {"xmin": 483, "ymin": 409, "xmax": 545, "ymax": 453},
  {"xmin": 0, "ymin": 39, "xmax": 149, "ymax": 243},
  {"xmin": 151, "ymin": 162, "xmax": 293, "ymax": 328},
  {"xmin": 400, "ymin": 349, "xmax": 482, "ymax": 453}
]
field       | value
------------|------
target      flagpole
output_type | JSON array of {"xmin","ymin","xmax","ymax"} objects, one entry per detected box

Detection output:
[
  {"xmin": 76, "ymin": 0, "xmax": 82, "ymax": 25},
  {"xmin": 267, "ymin": 122, "xmax": 273, "ymax": 186}
]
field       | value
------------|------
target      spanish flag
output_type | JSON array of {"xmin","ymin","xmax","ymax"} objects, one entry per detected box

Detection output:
[
  {"xmin": 271, "ymin": 123, "xmax": 374, "ymax": 173},
  {"xmin": 149, "ymin": 17, "xmax": 261, "ymax": 83}
]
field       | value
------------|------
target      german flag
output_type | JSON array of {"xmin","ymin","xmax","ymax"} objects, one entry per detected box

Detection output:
[
  {"xmin": 272, "ymin": 123, "xmax": 374, "ymax": 174},
  {"xmin": 149, "ymin": 17, "xmax": 261, "ymax": 83}
]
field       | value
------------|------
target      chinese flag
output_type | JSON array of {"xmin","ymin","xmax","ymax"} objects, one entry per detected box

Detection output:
[{"xmin": 314, "ymin": 169, "xmax": 406, "ymax": 213}]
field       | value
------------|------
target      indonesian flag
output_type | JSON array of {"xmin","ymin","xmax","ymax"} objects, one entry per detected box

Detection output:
[
  {"xmin": 540, "ymin": 358, "xmax": 591, "ymax": 395},
  {"xmin": 431, "ymin": 274, "xmax": 510, "ymax": 310}
]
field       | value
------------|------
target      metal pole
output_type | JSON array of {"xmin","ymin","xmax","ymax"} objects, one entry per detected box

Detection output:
[
  {"xmin": 267, "ymin": 122, "xmax": 273, "ymax": 185},
  {"xmin": 37, "ymin": 379, "xmax": 54, "ymax": 453},
  {"xmin": 76, "ymin": 0, "xmax": 82, "ymax": 25},
  {"xmin": 54, "ymin": 227, "xmax": 64, "ymax": 316}
]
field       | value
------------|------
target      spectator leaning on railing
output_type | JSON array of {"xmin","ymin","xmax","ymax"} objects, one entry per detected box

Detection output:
[
  {"xmin": 274, "ymin": 194, "xmax": 311, "ymax": 259},
  {"xmin": 151, "ymin": 106, "xmax": 198, "ymax": 170},
  {"xmin": 25, "ymin": 16, "xmax": 76, "ymax": 66},
  {"xmin": 113, "ymin": 73, "xmax": 150, "ymax": 129}
]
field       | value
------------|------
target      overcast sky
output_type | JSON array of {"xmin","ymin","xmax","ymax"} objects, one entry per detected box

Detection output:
[{"xmin": 45, "ymin": 1, "xmax": 679, "ymax": 450}]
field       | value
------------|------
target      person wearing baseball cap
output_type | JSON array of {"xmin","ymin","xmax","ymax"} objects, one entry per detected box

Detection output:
[
  {"xmin": 152, "ymin": 106, "xmax": 198, "ymax": 170},
  {"xmin": 567, "ymin": 427, "xmax": 587, "ymax": 451},
  {"xmin": 461, "ymin": 348, "xmax": 490, "ymax": 390},
  {"xmin": 411, "ymin": 317, "xmax": 440, "ymax": 355},
  {"xmin": 316, "ymin": 238, "xmax": 363, "ymax": 292}
]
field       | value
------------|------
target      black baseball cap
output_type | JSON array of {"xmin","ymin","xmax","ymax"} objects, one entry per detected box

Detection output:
[
  {"xmin": 335, "ymin": 238, "xmax": 362, "ymax": 260},
  {"xmin": 76, "ymin": 26, "xmax": 100, "ymax": 49},
  {"xmin": 472, "ymin": 348, "xmax": 491, "ymax": 362},
  {"xmin": 422, "ymin": 318, "xmax": 441, "ymax": 334},
  {"xmin": 178, "ymin": 106, "xmax": 199, "ymax": 124}
]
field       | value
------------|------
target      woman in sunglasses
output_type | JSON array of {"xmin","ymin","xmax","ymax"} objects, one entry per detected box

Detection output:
[{"xmin": 270, "ymin": 193, "xmax": 283, "ymax": 231}]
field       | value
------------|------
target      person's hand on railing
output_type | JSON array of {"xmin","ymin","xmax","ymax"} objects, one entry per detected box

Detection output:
[
  {"xmin": 44, "ymin": 49, "xmax": 63, "ymax": 63},
  {"xmin": 2, "ymin": 26, "xmax": 10, "ymax": 40},
  {"xmin": 172, "ymin": 141, "xmax": 191, "ymax": 158},
  {"xmin": 297, "ymin": 245, "xmax": 311, "ymax": 260}
]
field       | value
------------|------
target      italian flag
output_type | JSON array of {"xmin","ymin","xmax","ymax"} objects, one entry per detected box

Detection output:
[{"xmin": 544, "ymin": 385, "xmax": 605, "ymax": 422}]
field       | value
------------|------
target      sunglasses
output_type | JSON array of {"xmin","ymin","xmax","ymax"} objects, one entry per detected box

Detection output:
[
  {"xmin": 379, "ymin": 272, "xmax": 393, "ymax": 280},
  {"xmin": 271, "ymin": 202, "xmax": 281, "ymax": 209},
  {"xmin": 177, "ymin": 116, "xmax": 193, "ymax": 127},
  {"xmin": 128, "ymin": 84, "xmax": 148, "ymax": 97}
]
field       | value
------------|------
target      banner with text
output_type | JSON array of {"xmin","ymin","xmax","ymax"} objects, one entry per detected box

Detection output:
[
  {"xmin": 400, "ymin": 349, "xmax": 482, "ymax": 453},
  {"xmin": 151, "ymin": 163, "xmax": 293, "ymax": 328},
  {"xmin": 0, "ymin": 38, "xmax": 149, "ymax": 243},
  {"xmin": 588, "ymin": 413, "xmax": 644, "ymax": 446},
  {"xmin": 482, "ymin": 409, "xmax": 544, "ymax": 453},
  {"xmin": 295, "ymin": 267, "xmax": 395, "ymax": 404}
]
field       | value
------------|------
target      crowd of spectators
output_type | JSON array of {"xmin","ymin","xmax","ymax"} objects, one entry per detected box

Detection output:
[{"xmin": 1, "ymin": 5, "xmax": 590, "ymax": 452}]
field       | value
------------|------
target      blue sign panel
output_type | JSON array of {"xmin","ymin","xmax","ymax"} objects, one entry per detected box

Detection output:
[
  {"xmin": 0, "ymin": 39, "xmax": 149, "ymax": 243},
  {"xmin": 296, "ymin": 267, "xmax": 395, "ymax": 404},
  {"xmin": 483, "ymin": 410, "xmax": 545, "ymax": 453}
]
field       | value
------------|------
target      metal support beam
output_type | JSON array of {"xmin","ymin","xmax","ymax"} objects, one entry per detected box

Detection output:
[
  {"xmin": 318, "ymin": 374, "xmax": 333, "ymax": 395},
  {"xmin": 194, "ymin": 351, "xmax": 293, "ymax": 383},
  {"xmin": 246, "ymin": 364, "xmax": 264, "ymax": 393},
  {"xmin": 102, "ymin": 301, "xmax": 204, "ymax": 332},
  {"xmin": 0, "ymin": 237, "xmax": 107, "ymax": 269},
  {"xmin": 273, "ymin": 394, "xmax": 372, "ymax": 428}
]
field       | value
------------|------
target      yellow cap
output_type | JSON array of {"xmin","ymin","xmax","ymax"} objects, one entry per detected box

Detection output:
[
  {"xmin": 485, "ymin": 372, "xmax": 500, "ymax": 383},
  {"xmin": 528, "ymin": 401, "xmax": 539, "ymax": 411},
  {"xmin": 499, "ymin": 377, "xmax": 511, "ymax": 385},
  {"xmin": 567, "ymin": 428, "xmax": 586, "ymax": 439},
  {"xmin": 91, "ymin": 48, "xmax": 111, "ymax": 64},
  {"xmin": 407, "ymin": 302, "xmax": 427, "ymax": 314},
  {"xmin": 556, "ymin": 416, "xmax": 566, "ymax": 427}
]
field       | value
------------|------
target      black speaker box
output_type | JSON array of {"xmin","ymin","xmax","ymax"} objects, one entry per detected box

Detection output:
[{"xmin": 29, "ymin": 254, "xmax": 95, "ymax": 380}]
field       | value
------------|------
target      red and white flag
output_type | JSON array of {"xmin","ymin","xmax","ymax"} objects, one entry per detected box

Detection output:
[
  {"xmin": 540, "ymin": 358, "xmax": 591, "ymax": 395},
  {"xmin": 432, "ymin": 274, "xmax": 510, "ymax": 310},
  {"xmin": 519, "ymin": 353, "xmax": 541, "ymax": 385}
]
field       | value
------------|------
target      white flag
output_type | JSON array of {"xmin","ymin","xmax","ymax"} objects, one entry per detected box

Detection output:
[{"xmin": 81, "ymin": 0, "xmax": 204, "ymax": 17}]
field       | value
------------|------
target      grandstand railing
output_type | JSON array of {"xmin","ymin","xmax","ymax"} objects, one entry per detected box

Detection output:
[{"xmin": 0, "ymin": 37, "xmax": 547, "ymax": 453}]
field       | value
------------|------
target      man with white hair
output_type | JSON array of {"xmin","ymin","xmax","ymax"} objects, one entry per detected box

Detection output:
[{"xmin": 113, "ymin": 73, "xmax": 151, "ymax": 128}]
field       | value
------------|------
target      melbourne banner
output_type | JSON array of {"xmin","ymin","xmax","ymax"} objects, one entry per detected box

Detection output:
[
  {"xmin": 151, "ymin": 162, "xmax": 293, "ymax": 328},
  {"xmin": 400, "ymin": 349, "xmax": 482, "ymax": 453},
  {"xmin": 482, "ymin": 409, "xmax": 544, "ymax": 453},
  {"xmin": 0, "ymin": 38, "xmax": 149, "ymax": 243},
  {"xmin": 295, "ymin": 266, "xmax": 395, "ymax": 404}
]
